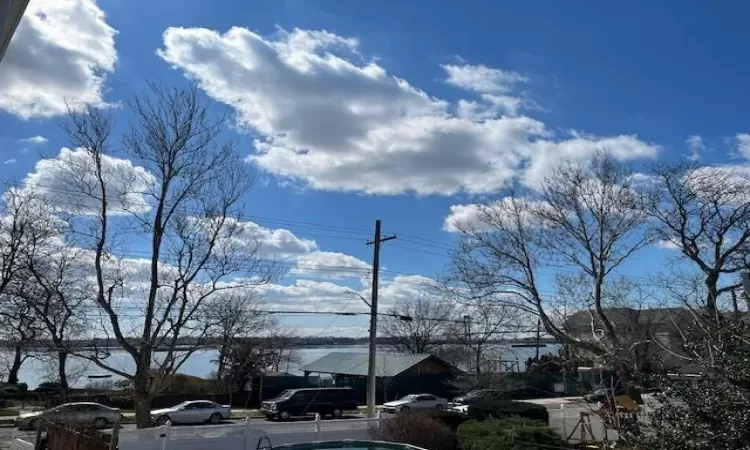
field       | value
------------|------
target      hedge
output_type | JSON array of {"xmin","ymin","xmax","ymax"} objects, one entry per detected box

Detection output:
[
  {"xmin": 370, "ymin": 413, "xmax": 459, "ymax": 450},
  {"xmin": 424, "ymin": 411, "xmax": 470, "ymax": 431},
  {"xmin": 467, "ymin": 400, "xmax": 549, "ymax": 424},
  {"xmin": 458, "ymin": 418, "xmax": 570, "ymax": 450}
]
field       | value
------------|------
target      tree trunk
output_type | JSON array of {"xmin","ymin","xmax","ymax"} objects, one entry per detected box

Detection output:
[
  {"xmin": 58, "ymin": 351, "xmax": 69, "ymax": 391},
  {"xmin": 133, "ymin": 367, "xmax": 152, "ymax": 429},
  {"xmin": 705, "ymin": 272, "xmax": 719, "ymax": 312},
  {"xmin": 7, "ymin": 345, "xmax": 23, "ymax": 384}
]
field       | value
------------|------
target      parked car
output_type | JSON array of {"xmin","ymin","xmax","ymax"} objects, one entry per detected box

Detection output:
[
  {"xmin": 382, "ymin": 394, "xmax": 447, "ymax": 413},
  {"xmin": 34, "ymin": 382, "xmax": 63, "ymax": 393},
  {"xmin": 15, "ymin": 402, "xmax": 122, "ymax": 430},
  {"xmin": 261, "ymin": 387, "xmax": 358, "ymax": 421},
  {"xmin": 584, "ymin": 386, "xmax": 626, "ymax": 404},
  {"xmin": 150, "ymin": 400, "xmax": 231, "ymax": 426},
  {"xmin": 452, "ymin": 389, "xmax": 506, "ymax": 405}
]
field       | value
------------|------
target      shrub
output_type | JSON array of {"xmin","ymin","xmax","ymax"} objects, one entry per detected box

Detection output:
[
  {"xmin": 369, "ymin": 413, "xmax": 460, "ymax": 450},
  {"xmin": 467, "ymin": 400, "xmax": 549, "ymax": 424},
  {"xmin": 458, "ymin": 418, "xmax": 569, "ymax": 450},
  {"xmin": 425, "ymin": 411, "xmax": 469, "ymax": 431}
]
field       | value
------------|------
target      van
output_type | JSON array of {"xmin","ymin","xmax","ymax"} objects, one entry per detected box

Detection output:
[{"xmin": 260, "ymin": 387, "xmax": 358, "ymax": 420}]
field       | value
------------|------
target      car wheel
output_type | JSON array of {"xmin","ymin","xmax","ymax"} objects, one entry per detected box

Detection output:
[
  {"xmin": 435, "ymin": 404, "xmax": 444, "ymax": 411},
  {"xmin": 208, "ymin": 413, "xmax": 221, "ymax": 424},
  {"xmin": 156, "ymin": 415, "xmax": 171, "ymax": 426},
  {"xmin": 28, "ymin": 419, "xmax": 39, "ymax": 431},
  {"xmin": 400, "ymin": 406, "xmax": 410, "ymax": 413},
  {"xmin": 278, "ymin": 411, "xmax": 291, "ymax": 421},
  {"xmin": 332, "ymin": 408, "xmax": 343, "ymax": 419},
  {"xmin": 93, "ymin": 417, "xmax": 108, "ymax": 429}
]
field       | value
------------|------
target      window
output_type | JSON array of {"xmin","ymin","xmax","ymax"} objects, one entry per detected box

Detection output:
[{"xmin": 418, "ymin": 395, "xmax": 435, "ymax": 401}]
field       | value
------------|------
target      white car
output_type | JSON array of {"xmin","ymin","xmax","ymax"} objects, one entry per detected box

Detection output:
[
  {"xmin": 150, "ymin": 400, "xmax": 231, "ymax": 425},
  {"xmin": 382, "ymin": 394, "xmax": 447, "ymax": 413}
]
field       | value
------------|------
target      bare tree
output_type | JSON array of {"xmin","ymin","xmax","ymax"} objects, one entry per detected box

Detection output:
[
  {"xmin": 451, "ymin": 153, "xmax": 652, "ymax": 372},
  {"xmin": 0, "ymin": 292, "xmax": 38, "ymax": 384},
  {"xmin": 211, "ymin": 292, "xmax": 268, "ymax": 380},
  {"xmin": 267, "ymin": 328, "xmax": 301, "ymax": 373},
  {"xmin": 18, "ymin": 248, "xmax": 87, "ymax": 391},
  {"xmin": 454, "ymin": 300, "xmax": 520, "ymax": 373},
  {"xmin": 58, "ymin": 84, "xmax": 277, "ymax": 427},
  {"xmin": 0, "ymin": 186, "xmax": 60, "ymax": 384},
  {"xmin": 646, "ymin": 162, "xmax": 750, "ymax": 312},
  {"xmin": 379, "ymin": 295, "xmax": 455, "ymax": 354}
]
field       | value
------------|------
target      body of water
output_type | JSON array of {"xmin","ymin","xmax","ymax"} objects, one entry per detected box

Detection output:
[{"xmin": 3, "ymin": 344, "xmax": 557, "ymax": 389}]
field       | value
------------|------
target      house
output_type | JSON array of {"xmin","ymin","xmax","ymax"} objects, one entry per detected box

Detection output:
[
  {"xmin": 301, "ymin": 352, "xmax": 459, "ymax": 402},
  {"xmin": 564, "ymin": 307, "xmax": 699, "ymax": 371}
]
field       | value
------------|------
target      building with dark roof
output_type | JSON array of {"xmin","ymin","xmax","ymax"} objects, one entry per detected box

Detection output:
[
  {"xmin": 564, "ymin": 307, "xmax": 699, "ymax": 370},
  {"xmin": 301, "ymin": 352, "xmax": 459, "ymax": 402}
]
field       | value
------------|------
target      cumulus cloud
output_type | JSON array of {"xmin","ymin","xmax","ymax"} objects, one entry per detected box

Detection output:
[
  {"xmin": 443, "ymin": 64, "xmax": 527, "ymax": 94},
  {"xmin": 443, "ymin": 198, "xmax": 550, "ymax": 233},
  {"xmin": 736, "ymin": 134, "xmax": 750, "ymax": 160},
  {"xmin": 655, "ymin": 239, "xmax": 681, "ymax": 250},
  {"xmin": 292, "ymin": 251, "xmax": 370, "ymax": 278},
  {"xmin": 0, "ymin": 0, "xmax": 117, "ymax": 119},
  {"xmin": 158, "ymin": 26, "xmax": 658, "ymax": 195},
  {"xmin": 258, "ymin": 279, "xmax": 360, "ymax": 312},
  {"xmin": 3, "ymin": 159, "xmax": 16, "ymax": 165},
  {"xmin": 19, "ymin": 135, "xmax": 48, "ymax": 144},
  {"xmin": 219, "ymin": 218, "xmax": 318, "ymax": 257},
  {"xmin": 23, "ymin": 147, "xmax": 155, "ymax": 215},
  {"xmin": 257, "ymin": 274, "xmax": 436, "ymax": 313},
  {"xmin": 686, "ymin": 135, "xmax": 705, "ymax": 161}
]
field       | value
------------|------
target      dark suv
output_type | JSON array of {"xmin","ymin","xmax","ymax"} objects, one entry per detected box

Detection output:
[{"xmin": 260, "ymin": 388, "xmax": 358, "ymax": 421}]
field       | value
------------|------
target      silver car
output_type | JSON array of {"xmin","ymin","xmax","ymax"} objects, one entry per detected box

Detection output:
[
  {"xmin": 15, "ymin": 402, "xmax": 122, "ymax": 430},
  {"xmin": 150, "ymin": 400, "xmax": 231, "ymax": 425},
  {"xmin": 382, "ymin": 394, "xmax": 447, "ymax": 413}
]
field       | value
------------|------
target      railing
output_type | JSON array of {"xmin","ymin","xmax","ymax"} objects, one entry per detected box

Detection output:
[{"xmin": 118, "ymin": 413, "xmax": 383, "ymax": 450}]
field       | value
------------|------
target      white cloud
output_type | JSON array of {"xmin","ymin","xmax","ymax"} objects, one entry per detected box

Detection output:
[
  {"xmin": 735, "ymin": 134, "xmax": 750, "ymax": 160},
  {"xmin": 0, "ymin": 0, "xmax": 117, "ymax": 119},
  {"xmin": 443, "ymin": 64, "xmax": 527, "ymax": 94},
  {"xmin": 3, "ymin": 159, "xmax": 16, "ymax": 165},
  {"xmin": 258, "ymin": 279, "xmax": 361, "ymax": 312},
  {"xmin": 19, "ymin": 135, "xmax": 48, "ymax": 144},
  {"xmin": 686, "ymin": 135, "xmax": 705, "ymax": 161},
  {"xmin": 655, "ymin": 239, "xmax": 681, "ymax": 250},
  {"xmin": 523, "ymin": 133, "xmax": 658, "ymax": 188},
  {"xmin": 257, "ymin": 274, "xmax": 436, "ymax": 314},
  {"xmin": 158, "ymin": 26, "xmax": 659, "ymax": 195},
  {"xmin": 292, "ymin": 251, "xmax": 370, "ymax": 278},
  {"xmin": 220, "ymin": 218, "xmax": 318, "ymax": 257},
  {"xmin": 23, "ymin": 147, "xmax": 155, "ymax": 215},
  {"xmin": 443, "ymin": 198, "xmax": 550, "ymax": 233}
]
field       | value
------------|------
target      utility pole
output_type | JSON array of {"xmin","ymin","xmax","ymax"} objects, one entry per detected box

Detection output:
[{"xmin": 366, "ymin": 219, "xmax": 396, "ymax": 418}]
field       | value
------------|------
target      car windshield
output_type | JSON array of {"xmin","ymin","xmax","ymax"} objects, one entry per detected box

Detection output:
[
  {"xmin": 275, "ymin": 390, "xmax": 295, "ymax": 400},
  {"xmin": 174, "ymin": 402, "xmax": 191, "ymax": 409},
  {"xmin": 464, "ymin": 390, "xmax": 482, "ymax": 398},
  {"xmin": 398, "ymin": 395, "xmax": 417, "ymax": 401}
]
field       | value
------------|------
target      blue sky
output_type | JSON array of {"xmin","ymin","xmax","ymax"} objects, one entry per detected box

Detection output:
[{"xmin": 1, "ymin": 0, "xmax": 749, "ymax": 335}]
